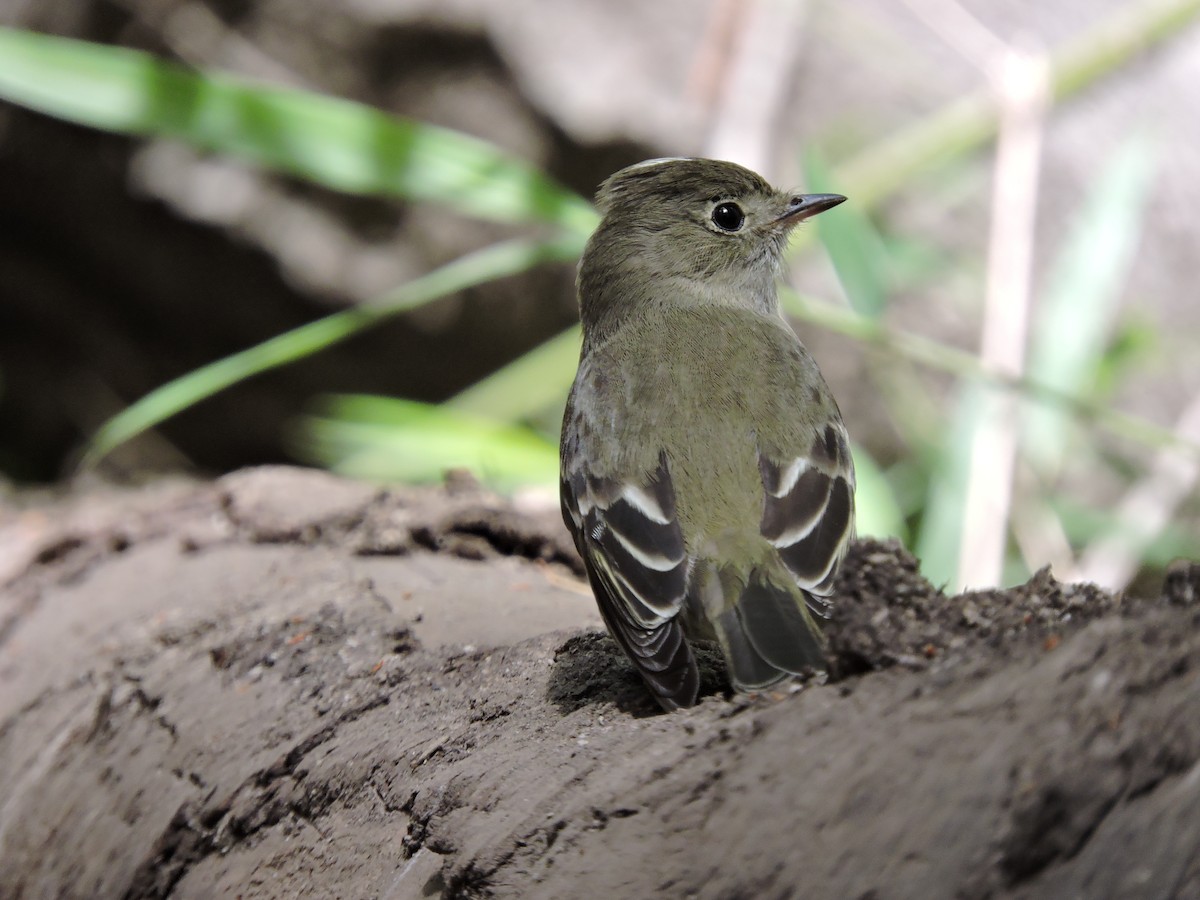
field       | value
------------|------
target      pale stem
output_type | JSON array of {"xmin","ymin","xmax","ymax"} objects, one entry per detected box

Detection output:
[
  {"xmin": 957, "ymin": 47, "xmax": 1049, "ymax": 590},
  {"xmin": 698, "ymin": 0, "xmax": 812, "ymax": 177}
]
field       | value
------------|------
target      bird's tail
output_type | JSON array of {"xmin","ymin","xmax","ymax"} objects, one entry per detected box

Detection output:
[{"xmin": 701, "ymin": 565, "xmax": 827, "ymax": 692}]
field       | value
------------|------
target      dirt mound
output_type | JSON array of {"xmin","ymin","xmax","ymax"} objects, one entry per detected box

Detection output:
[{"xmin": 1, "ymin": 467, "xmax": 1197, "ymax": 898}]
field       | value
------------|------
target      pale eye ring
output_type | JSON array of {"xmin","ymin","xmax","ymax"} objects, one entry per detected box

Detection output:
[{"xmin": 710, "ymin": 201, "xmax": 745, "ymax": 232}]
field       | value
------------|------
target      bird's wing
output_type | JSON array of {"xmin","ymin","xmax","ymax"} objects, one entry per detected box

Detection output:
[
  {"xmin": 561, "ymin": 452, "xmax": 698, "ymax": 709},
  {"xmin": 757, "ymin": 421, "xmax": 856, "ymax": 617}
]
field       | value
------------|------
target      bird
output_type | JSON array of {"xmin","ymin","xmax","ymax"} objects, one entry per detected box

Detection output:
[{"xmin": 559, "ymin": 157, "xmax": 856, "ymax": 711}]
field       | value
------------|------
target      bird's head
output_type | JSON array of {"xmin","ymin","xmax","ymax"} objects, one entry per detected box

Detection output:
[{"xmin": 579, "ymin": 158, "xmax": 844, "ymax": 329}]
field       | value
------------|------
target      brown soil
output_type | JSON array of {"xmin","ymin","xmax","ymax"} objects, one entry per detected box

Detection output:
[{"xmin": 1, "ymin": 466, "xmax": 1197, "ymax": 899}]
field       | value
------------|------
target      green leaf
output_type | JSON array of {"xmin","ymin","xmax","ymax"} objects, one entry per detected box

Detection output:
[
  {"xmin": 0, "ymin": 27, "xmax": 598, "ymax": 238},
  {"xmin": 82, "ymin": 237, "xmax": 581, "ymax": 467},
  {"xmin": 914, "ymin": 378, "xmax": 991, "ymax": 588},
  {"xmin": 0, "ymin": 28, "xmax": 601, "ymax": 468},
  {"xmin": 1023, "ymin": 133, "xmax": 1158, "ymax": 475},
  {"xmin": 1094, "ymin": 318, "xmax": 1158, "ymax": 397},
  {"xmin": 803, "ymin": 149, "xmax": 890, "ymax": 319},
  {"xmin": 850, "ymin": 444, "xmax": 908, "ymax": 542},
  {"xmin": 448, "ymin": 326, "xmax": 581, "ymax": 424},
  {"xmin": 294, "ymin": 395, "xmax": 559, "ymax": 491}
]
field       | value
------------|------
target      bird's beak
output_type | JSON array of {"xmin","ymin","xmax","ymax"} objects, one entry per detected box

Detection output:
[{"xmin": 776, "ymin": 193, "xmax": 847, "ymax": 225}]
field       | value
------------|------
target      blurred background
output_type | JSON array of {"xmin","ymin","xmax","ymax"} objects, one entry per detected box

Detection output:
[{"xmin": 1, "ymin": 0, "xmax": 1197, "ymax": 595}]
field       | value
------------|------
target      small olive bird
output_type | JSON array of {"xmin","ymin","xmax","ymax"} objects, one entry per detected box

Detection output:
[{"xmin": 560, "ymin": 157, "xmax": 856, "ymax": 711}]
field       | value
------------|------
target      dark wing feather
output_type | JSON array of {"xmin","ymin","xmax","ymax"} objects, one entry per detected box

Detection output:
[
  {"xmin": 758, "ymin": 423, "xmax": 856, "ymax": 613},
  {"xmin": 561, "ymin": 453, "xmax": 698, "ymax": 710}
]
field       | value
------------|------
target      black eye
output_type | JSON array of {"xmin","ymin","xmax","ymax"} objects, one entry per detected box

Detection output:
[{"xmin": 711, "ymin": 202, "xmax": 745, "ymax": 232}]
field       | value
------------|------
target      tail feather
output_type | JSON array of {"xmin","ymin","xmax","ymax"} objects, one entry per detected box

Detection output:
[
  {"xmin": 712, "ymin": 573, "xmax": 827, "ymax": 692},
  {"xmin": 715, "ymin": 607, "xmax": 790, "ymax": 690}
]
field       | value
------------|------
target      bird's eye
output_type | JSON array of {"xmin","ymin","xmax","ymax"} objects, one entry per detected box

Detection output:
[{"xmin": 710, "ymin": 202, "xmax": 745, "ymax": 232}]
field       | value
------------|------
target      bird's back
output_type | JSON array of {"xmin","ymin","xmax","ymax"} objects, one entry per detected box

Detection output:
[{"xmin": 570, "ymin": 304, "xmax": 843, "ymax": 549}]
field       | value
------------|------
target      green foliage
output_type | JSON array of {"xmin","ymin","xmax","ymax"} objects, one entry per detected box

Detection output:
[
  {"xmin": 803, "ymin": 150, "xmax": 890, "ymax": 320},
  {"xmin": 0, "ymin": 10, "xmax": 1196, "ymax": 592},
  {"xmin": 914, "ymin": 379, "xmax": 990, "ymax": 589},
  {"xmin": 0, "ymin": 28, "xmax": 594, "ymax": 469},
  {"xmin": 448, "ymin": 327, "xmax": 582, "ymax": 422},
  {"xmin": 0, "ymin": 27, "xmax": 596, "ymax": 234},
  {"xmin": 295, "ymin": 396, "xmax": 558, "ymax": 491},
  {"xmin": 1023, "ymin": 134, "xmax": 1158, "ymax": 476},
  {"xmin": 849, "ymin": 445, "xmax": 908, "ymax": 543},
  {"xmin": 81, "ymin": 237, "xmax": 582, "ymax": 468},
  {"xmin": 913, "ymin": 133, "xmax": 1160, "ymax": 587}
]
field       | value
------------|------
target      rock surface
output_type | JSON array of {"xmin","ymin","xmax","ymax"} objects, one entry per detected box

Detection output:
[{"xmin": 1, "ymin": 467, "xmax": 1197, "ymax": 899}]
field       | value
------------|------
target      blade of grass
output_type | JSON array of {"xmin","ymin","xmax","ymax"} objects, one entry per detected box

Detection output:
[
  {"xmin": 913, "ymin": 378, "xmax": 989, "ymax": 587},
  {"xmin": 447, "ymin": 326, "xmax": 582, "ymax": 423},
  {"xmin": 802, "ymin": 150, "xmax": 889, "ymax": 319},
  {"xmin": 81, "ymin": 236, "xmax": 581, "ymax": 468},
  {"xmin": 295, "ymin": 395, "xmax": 559, "ymax": 491},
  {"xmin": 779, "ymin": 286, "xmax": 1200, "ymax": 462},
  {"xmin": 0, "ymin": 27, "xmax": 598, "ymax": 238},
  {"xmin": 1023, "ymin": 132, "xmax": 1158, "ymax": 475},
  {"xmin": 850, "ymin": 444, "xmax": 908, "ymax": 542}
]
